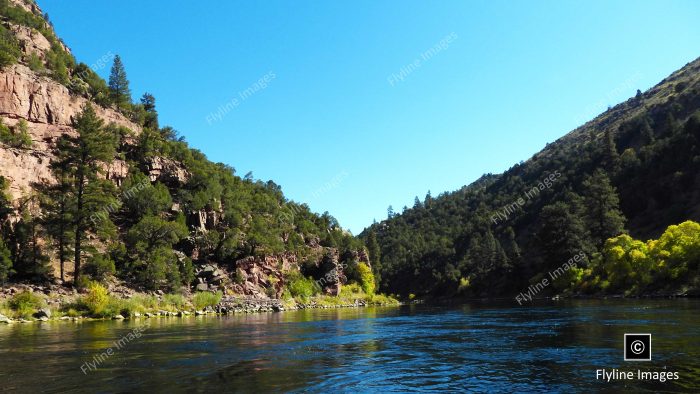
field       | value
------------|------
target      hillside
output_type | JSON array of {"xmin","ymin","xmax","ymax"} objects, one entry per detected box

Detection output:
[
  {"xmin": 0, "ymin": 0, "xmax": 375, "ymax": 301},
  {"xmin": 363, "ymin": 56, "xmax": 700, "ymax": 298}
]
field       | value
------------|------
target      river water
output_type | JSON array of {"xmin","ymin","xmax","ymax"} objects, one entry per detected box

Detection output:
[{"xmin": 0, "ymin": 299, "xmax": 698, "ymax": 393}]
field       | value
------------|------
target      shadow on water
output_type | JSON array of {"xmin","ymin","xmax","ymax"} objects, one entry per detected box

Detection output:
[{"xmin": 0, "ymin": 300, "xmax": 699, "ymax": 393}]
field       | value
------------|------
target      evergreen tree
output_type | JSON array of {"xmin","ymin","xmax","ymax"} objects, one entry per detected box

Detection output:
[
  {"xmin": 40, "ymin": 152, "xmax": 75, "ymax": 282},
  {"xmin": 126, "ymin": 215, "xmax": 189, "ymax": 290},
  {"xmin": 504, "ymin": 226, "xmax": 521, "ymax": 263},
  {"xmin": 684, "ymin": 112, "xmax": 700, "ymax": 142},
  {"xmin": 246, "ymin": 215, "xmax": 283, "ymax": 256},
  {"xmin": 120, "ymin": 171, "xmax": 170, "ymax": 220},
  {"xmin": 582, "ymin": 169, "xmax": 626, "ymax": 249},
  {"xmin": 57, "ymin": 104, "xmax": 118, "ymax": 284},
  {"xmin": 365, "ymin": 229, "xmax": 381, "ymax": 267},
  {"xmin": 140, "ymin": 92, "xmax": 159, "ymax": 129},
  {"xmin": 537, "ymin": 199, "xmax": 590, "ymax": 270},
  {"xmin": 9, "ymin": 202, "xmax": 50, "ymax": 281},
  {"xmin": 603, "ymin": 129, "xmax": 620, "ymax": 175},
  {"xmin": 141, "ymin": 92, "xmax": 156, "ymax": 112},
  {"xmin": 413, "ymin": 196, "xmax": 422, "ymax": 209},
  {"xmin": 663, "ymin": 112, "xmax": 680, "ymax": 137},
  {"xmin": 108, "ymin": 55, "xmax": 131, "ymax": 106},
  {"xmin": 0, "ymin": 238, "xmax": 12, "ymax": 285},
  {"xmin": 640, "ymin": 117, "xmax": 655, "ymax": 145},
  {"xmin": 0, "ymin": 177, "xmax": 12, "ymax": 283},
  {"xmin": 0, "ymin": 176, "xmax": 11, "ymax": 229}
]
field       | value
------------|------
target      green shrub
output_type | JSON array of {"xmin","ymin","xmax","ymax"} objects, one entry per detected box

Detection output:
[
  {"xmin": 64, "ymin": 307, "xmax": 81, "ymax": 317},
  {"xmin": 129, "ymin": 294, "xmax": 159, "ymax": 311},
  {"xmin": 457, "ymin": 277, "xmax": 470, "ymax": 294},
  {"xmin": 367, "ymin": 293, "xmax": 400, "ymax": 305},
  {"xmin": 343, "ymin": 283, "xmax": 362, "ymax": 294},
  {"xmin": 286, "ymin": 271, "xmax": 320, "ymax": 302},
  {"xmin": 105, "ymin": 298, "xmax": 137, "ymax": 318},
  {"xmin": 84, "ymin": 254, "xmax": 116, "ymax": 281},
  {"xmin": 8, "ymin": 291, "xmax": 45, "ymax": 318},
  {"xmin": 0, "ymin": 24, "xmax": 21, "ymax": 69},
  {"xmin": 0, "ymin": 119, "xmax": 32, "ymax": 149},
  {"xmin": 161, "ymin": 293, "xmax": 186, "ymax": 311},
  {"xmin": 73, "ymin": 63, "xmax": 111, "ymax": 104},
  {"xmin": 356, "ymin": 262, "xmax": 375, "ymax": 296},
  {"xmin": 79, "ymin": 281, "xmax": 110, "ymax": 317},
  {"xmin": 193, "ymin": 291, "xmax": 222, "ymax": 310},
  {"xmin": 27, "ymin": 52, "xmax": 43, "ymax": 71}
]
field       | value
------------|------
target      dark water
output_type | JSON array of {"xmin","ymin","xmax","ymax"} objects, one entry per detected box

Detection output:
[{"xmin": 1, "ymin": 300, "xmax": 699, "ymax": 393}]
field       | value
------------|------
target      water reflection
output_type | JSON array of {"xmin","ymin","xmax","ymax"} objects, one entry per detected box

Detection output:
[{"xmin": 0, "ymin": 301, "xmax": 698, "ymax": 393}]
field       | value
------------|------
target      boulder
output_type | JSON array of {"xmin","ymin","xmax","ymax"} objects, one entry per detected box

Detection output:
[
  {"xmin": 33, "ymin": 308, "xmax": 51, "ymax": 319},
  {"xmin": 0, "ymin": 314, "xmax": 12, "ymax": 324},
  {"xmin": 195, "ymin": 283, "xmax": 209, "ymax": 292}
]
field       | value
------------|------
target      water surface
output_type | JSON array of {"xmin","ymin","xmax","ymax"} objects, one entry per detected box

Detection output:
[{"xmin": 1, "ymin": 299, "xmax": 699, "ymax": 393}]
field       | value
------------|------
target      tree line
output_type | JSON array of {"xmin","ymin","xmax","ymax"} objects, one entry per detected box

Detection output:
[{"xmin": 363, "ymin": 71, "xmax": 700, "ymax": 298}]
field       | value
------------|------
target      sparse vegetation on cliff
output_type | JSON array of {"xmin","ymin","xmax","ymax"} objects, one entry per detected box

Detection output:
[{"xmin": 0, "ymin": 119, "xmax": 32, "ymax": 148}]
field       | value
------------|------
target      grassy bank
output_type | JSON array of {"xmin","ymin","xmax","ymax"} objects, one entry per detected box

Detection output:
[{"xmin": 0, "ymin": 282, "xmax": 399, "ymax": 323}]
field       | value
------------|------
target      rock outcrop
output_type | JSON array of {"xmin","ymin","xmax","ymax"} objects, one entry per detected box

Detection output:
[
  {"xmin": 147, "ymin": 156, "xmax": 190, "ymax": 186},
  {"xmin": 0, "ymin": 65, "xmax": 142, "ymax": 201},
  {"xmin": 230, "ymin": 253, "xmax": 298, "ymax": 297},
  {"xmin": 9, "ymin": 23, "xmax": 53, "ymax": 60},
  {"xmin": 0, "ymin": 65, "xmax": 138, "ymax": 129}
]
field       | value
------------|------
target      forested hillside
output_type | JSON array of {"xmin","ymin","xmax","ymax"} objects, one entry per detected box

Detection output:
[
  {"xmin": 0, "ymin": 0, "xmax": 372, "ymax": 301},
  {"xmin": 363, "ymin": 57, "xmax": 700, "ymax": 298}
]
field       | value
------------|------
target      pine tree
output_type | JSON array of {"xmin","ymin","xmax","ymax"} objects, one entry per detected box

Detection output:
[
  {"xmin": 365, "ymin": 228, "xmax": 382, "ymax": 272},
  {"xmin": 413, "ymin": 196, "xmax": 422, "ymax": 209},
  {"xmin": 603, "ymin": 129, "xmax": 620, "ymax": 175},
  {"xmin": 141, "ymin": 92, "xmax": 155, "ymax": 112},
  {"xmin": 108, "ymin": 55, "xmax": 131, "ymax": 106},
  {"xmin": 57, "ymin": 104, "xmax": 118, "ymax": 284},
  {"xmin": 126, "ymin": 215, "xmax": 189, "ymax": 290},
  {"xmin": 0, "ymin": 176, "xmax": 11, "ymax": 229},
  {"xmin": 140, "ymin": 92, "xmax": 159, "ymax": 129},
  {"xmin": 424, "ymin": 190, "xmax": 433, "ymax": 208},
  {"xmin": 0, "ymin": 177, "xmax": 12, "ymax": 284},
  {"xmin": 40, "ymin": 149, "xmax": 75, "ymax": 282},
  {"xmin": 640, "ymin": 117, "xmax": 655, "ymax": 145},
  {"xmin": 504, "ymin": 226, "xmax": 521, "ymax": 263},
  {"xmin": 9, "ymin": 201, "xmax": 50, "ymax": 281},
  {"xmin": 582, "ymin": 169, "xmax": 626, "ymax": 249},
  {"xmin": 663, "ymin": 112, "xmax": 680, "ymax": 137},
  {"xmin": 537, "ymin": 200, "xmax": 590, "ymax": 270},
  {"xmin": 684, "ymin": 112, "xmax": 700, "ymax": 142},
  {"xmin": 0, "ymin": 238, "xmax": 12, "ymax": 285}
]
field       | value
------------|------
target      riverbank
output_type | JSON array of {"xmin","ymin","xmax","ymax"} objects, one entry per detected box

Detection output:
[{"xmin": 0, "ymin": 282, "xmax": 400, "ymax": 324}]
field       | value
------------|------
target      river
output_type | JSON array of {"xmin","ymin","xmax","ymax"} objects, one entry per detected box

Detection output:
[{"xmin": 1, "ymin": 299, "xmax": 698, "ymax": 393}]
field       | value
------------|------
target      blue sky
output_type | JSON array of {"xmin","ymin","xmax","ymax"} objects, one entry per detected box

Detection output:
[{"xmin": 42, "ymin": 0, "xmax": 700, "ymax": 234}]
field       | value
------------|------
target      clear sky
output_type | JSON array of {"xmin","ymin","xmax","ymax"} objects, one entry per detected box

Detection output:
[{"xmin": 41, "ymin": 0, "xmax": 700, "ymax": 234}]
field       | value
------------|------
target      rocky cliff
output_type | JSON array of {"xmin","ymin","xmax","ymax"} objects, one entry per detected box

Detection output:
[
  {"xmin": 0, "ymin": 0, "xmax": 365, "ymax": 298},
  {"xmin": 0, "ymin": 64, "xmax": 140, "ymax": 200}
]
